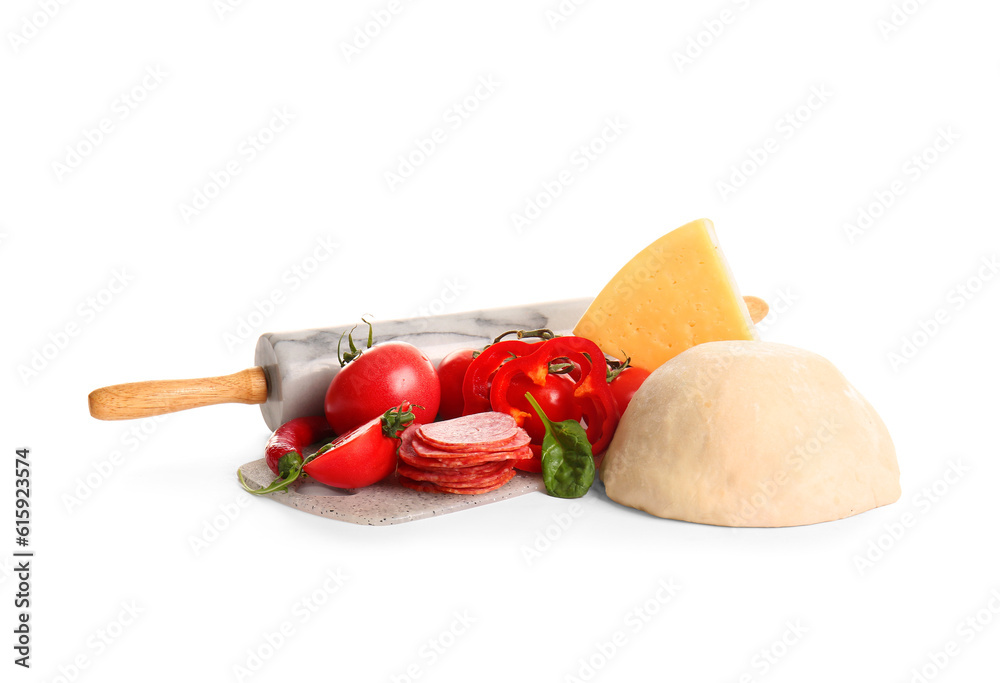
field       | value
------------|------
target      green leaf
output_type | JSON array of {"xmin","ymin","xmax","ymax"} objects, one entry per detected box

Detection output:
[{"xmin": 524, "ymin": 393, "xmax": 595, "ymax": 499}]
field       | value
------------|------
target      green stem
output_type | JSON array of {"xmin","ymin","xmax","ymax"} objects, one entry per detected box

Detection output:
[
  {"xmin": 605, "ymin": 352, "xmax": 631, "ymax": 382},
  {"xmin": 239, "ymin": 453, "xmax": 305, "ymax": 495},
  {"xmin": 492, "ymin": 328, "xmax": 558, "ymax": 345},
  {"xmin": 338, "ymin": 318, "xmax": 376, "ymax": 366},
  {"xmin": 524, "ymin": 392, "xmax": 555, "ymax": 433},
  {"xmin": 381, "ymin": 403, "xmax": 419, "ymax": 438},
  {"xmin": 361, "ymin": 315, "xmax": 374, "ymax": 348}
]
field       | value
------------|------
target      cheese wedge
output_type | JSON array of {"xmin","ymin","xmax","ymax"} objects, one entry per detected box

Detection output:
[{"xmin": 573, "ymin": 219, "xmax": 757, "ymax": 372}]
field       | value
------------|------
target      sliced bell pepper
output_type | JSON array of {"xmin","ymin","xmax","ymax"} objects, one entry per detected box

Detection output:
[
  {"xmin": 488, "ymin": 336, "xmax": 620, "ymax": 466},
  {"xmin": 461, "ymin": 339, "xmax": 543, "ymax": 415}
]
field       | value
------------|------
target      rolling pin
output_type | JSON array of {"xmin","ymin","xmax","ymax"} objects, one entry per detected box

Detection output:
[{"xmin": 88, "ymin": 296, "xmax": 769, "ymax": 431}]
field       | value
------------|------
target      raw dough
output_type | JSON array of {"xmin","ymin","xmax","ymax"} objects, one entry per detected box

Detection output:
[{"xmin": 600, "ymin": 341, "xmax": 900, "ymax": 527}]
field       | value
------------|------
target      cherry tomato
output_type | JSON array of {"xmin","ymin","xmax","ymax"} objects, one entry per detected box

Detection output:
[
  {"xmin": 325, "ymin": 341, "xmax": 440, "ymax": 434},
  {"xmin": 609, "ymin": 367, "xmax": 651, "ymax": 415},
  {"xmin": 436, "ymin": 348, "xmax": 477, "ymax": 421},
  {"xmin": 303, "ymin": 414, "xmax": 398, "ymax": 489}
]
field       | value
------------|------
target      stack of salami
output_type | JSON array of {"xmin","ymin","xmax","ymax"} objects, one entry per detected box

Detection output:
[{"xmin": 397, "ymin": 412, "xmax": 532, "ymax": 494}]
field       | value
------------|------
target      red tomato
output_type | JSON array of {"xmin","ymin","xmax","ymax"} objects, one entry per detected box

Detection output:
[
  {"xmin": 506, "ymin": 372, "xmax": 581, "ymax": 443},
  {"xmin": 609, "ymin": 367, "xmax": 651, "ymax": 414},
  {"xmin": 303, "ymin": 414, "xmax": 396, "ymax": 489},
  {"xmin": 325, "ymin": 342, "xmax": 440, "ymax": 434},
  {"xmin": 436, "ymin": 348, "xmax": 477, "ymax": 421}
]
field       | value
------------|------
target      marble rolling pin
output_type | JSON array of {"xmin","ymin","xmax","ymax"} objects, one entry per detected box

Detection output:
[{"xmin": 88, "ymin": 296, "xmax": 769, "ymax": 431}]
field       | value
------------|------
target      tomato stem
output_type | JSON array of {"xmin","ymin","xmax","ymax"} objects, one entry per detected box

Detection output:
[
  {"xmin": 338, "ymin": 318, "xmax": 376, "ymax": 367},
  {"xmin": 605, "ymin": 352, "xmax": 632, "ymax": 383},
  {"xmin": 492, "ymin": 328, "xmax": 558, "ymax": 345},
  {"xmin": 547, "ymin": 357, "xmax": 575, "ymax": 374},
  {"xmin": 381, "ymin": 403, "xmax": 419, "ymax": 438}
]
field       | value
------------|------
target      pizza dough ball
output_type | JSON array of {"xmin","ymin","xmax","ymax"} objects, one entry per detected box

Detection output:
[{"xmin": 600, "ymin": 341, "xmax": 900, "ymax": 527}]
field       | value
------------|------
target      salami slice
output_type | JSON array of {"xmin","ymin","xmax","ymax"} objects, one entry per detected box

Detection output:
[
  {"xmin": 437, "ymin": 468, "xmax": 515, "ymax": 488},
  {"xmin": 414, "ymin": 428, "xmax": 530, "ymax": 454},
  {"xmin": 417, "ymin": 412, "xmax": 520, "ymax": 449},
  {"xmin": 396, "ymin": 460, "xmax": 510, "ymax": 483},
  {"xmin": 410, "ymin": 430, "xmax": 530, "ymax": 459},
  {"xmin": 396, "ymin": 421, "xmax": 530, "ymax": 495},
  {"xmin": 398, "ymin": 425, "xmax": 530, "ymax": 467},
  {"xmin": 398, "ymin": 467, "xmax": 513, "ymax": 489},
  {"xmin": 400, "ymin": 444, "xmax": 532, "ymax": 469},
  {"xmin": 399, "ymin": 468, "xmax": 517, "ymax": 495}
]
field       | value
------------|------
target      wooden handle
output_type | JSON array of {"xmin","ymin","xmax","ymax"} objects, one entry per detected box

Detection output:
[
  {"xmin": 88, "ymin": 367, "xmax": 268, "ymax": 421},
  {"xmin": 744, "ymin": 296, "xmax": 769, "ymax": 324}
]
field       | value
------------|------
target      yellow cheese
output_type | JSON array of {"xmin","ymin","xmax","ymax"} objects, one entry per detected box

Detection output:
[{"xmin": 573, "ymin": 219, "xmax": 757, "ymax": 372}]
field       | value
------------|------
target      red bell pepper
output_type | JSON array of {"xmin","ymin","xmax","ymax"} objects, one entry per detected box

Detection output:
[
  {"xmin": 461, "ymin": 339, "xmax": 543, "ymax": 415},
  {"xmin": 488, "ymin": 336, "xmax": 620, "ymax": 468}
]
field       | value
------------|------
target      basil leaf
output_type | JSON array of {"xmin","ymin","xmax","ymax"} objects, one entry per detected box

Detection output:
[{"xmin": 524, "ymin": 393, "xmax": 596, "ymax": 499}]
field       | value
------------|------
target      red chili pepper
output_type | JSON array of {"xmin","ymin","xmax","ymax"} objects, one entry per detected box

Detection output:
[
  {"xmin": 489, "ymin": 336, "xmax": 620, "ymax": 466},
  {"xmin": 461, "ymin": 339, "xmax": 543, "ymax": 415},
  {"xmin": 264, "ymin": 415, "xmax": 336, "ymax": 476}
]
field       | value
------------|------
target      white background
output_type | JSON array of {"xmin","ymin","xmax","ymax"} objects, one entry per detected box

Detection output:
[{"xmin": 3, "ymin": 0, "xmax": 999, "ymax": 681}]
